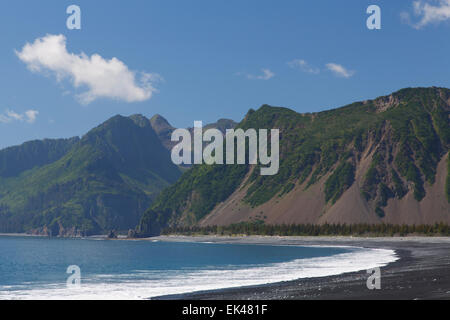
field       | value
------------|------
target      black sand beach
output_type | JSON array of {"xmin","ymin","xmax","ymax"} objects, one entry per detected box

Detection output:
[{"xmin": 152, "ymin": 236, "xmax": 450, "ymax": 300}]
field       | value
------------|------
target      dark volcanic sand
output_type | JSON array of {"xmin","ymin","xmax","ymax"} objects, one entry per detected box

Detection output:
[{"xmin": 151, "ymin": 236, "xmax": 450, "ymax": 300}]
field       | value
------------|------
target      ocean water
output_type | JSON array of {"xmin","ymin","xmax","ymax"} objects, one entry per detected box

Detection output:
[{"xmin": 0, "ymin": 236, "xmax": 397, "ymax": 300}]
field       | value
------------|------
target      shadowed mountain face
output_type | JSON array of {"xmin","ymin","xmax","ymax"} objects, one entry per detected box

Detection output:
[
  {"xmin": 150, "ymin": 114, "xmax": 176, "ymax": 150},
  {"xmin": 0, "ymin": 137, "xmax": 80, "ymax": 178},
  {"xmin": 0, "ymin": 114, "xmax": 181, "ymax": 236},
  {"xmin": 139, "ymin": 87, "xmax": 450, "ymax": 236}
]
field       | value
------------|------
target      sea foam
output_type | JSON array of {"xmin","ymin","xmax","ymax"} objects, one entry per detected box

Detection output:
[{"xmin": 0, "ymin": 246, "xmax": 397, "ymax": 300}]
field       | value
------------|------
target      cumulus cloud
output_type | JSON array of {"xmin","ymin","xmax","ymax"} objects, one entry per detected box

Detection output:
[
  {"xmin": 287, "ymin": 59, "xmax": 320, "ymax": 74},
  {"xmin": 0, "ymin": 109, "xmax": 39, "ymax": 124},
  {"xmin": 326, "ymin": 63, "xmax": 354, "ymax": 78},
  {"xmin": 16, "ymin": 34, "xmax": 160, "ymax": 104},
  {"xmin": 402, "ymin": 0, "xmax": 450, "ymax": 28},
  {"xmin": 237, "ymin": 69, "xmax": 275, "ymax": 80}
]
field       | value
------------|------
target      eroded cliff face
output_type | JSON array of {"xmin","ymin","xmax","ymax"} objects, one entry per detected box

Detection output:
[
  {"xmin": 139, "ymin": 87, "xmax": 450, "ymax": 236},
  {"xmin": 198, "ymin": 152, "xmax": 449, "ymax": 227},
  {"xmin": 28, "ymin": 223, "xmax": 85, "ymax": 238}
]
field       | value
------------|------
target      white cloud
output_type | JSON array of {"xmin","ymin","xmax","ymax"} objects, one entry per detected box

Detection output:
[
  {"xmin": 237, "ymin": 69, "xmax": 275, "ymax": 80},
  {"xmin": 287, "ymin": 59, "xmax": 320, "ymax": 74},
  {"xmin": 0, "ymin": 109, "xmax": 39, "ymax": 124},
  {"xmin": 24, "ymin": 110, "xmax": 39, "ymax": 123},
  {"xmin": 325, "ymin": 63, "xmax": 354, "ymax": 78},
  {"xmin": 16, "ymin": 34, "xmax": 160, "ymax": 104},
  {"xmin": 5, "ymin": 110, "xmax": 23, "ymax": 121},
  {"xmin": 403, "ymin": 0, "xmax": 450, "ymax": 28}
]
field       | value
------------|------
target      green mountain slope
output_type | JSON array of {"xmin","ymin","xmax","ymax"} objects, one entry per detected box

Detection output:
[
  {"xmin": 0, "ymin": 114, "xmax": 181, "ymax": 235},
  {"xmin": 0, "ymin": 137, "xmax": 80, "ymax": 178},
  {"xmin": 138, "ymin": 87, "xmax": 450, "ymax": 236}
]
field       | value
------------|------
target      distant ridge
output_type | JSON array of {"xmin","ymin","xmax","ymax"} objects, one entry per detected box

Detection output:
[
  {"xmin": 150, "ymin": 114, "xmax": 237, "ymax": 151},
  {"xmin": 0, "ymin": 137, "xmax": 80, "ymax": 178}
]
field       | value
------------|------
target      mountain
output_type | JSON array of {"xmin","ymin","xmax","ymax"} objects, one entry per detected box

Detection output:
[
  {"xmin": 150, "ymin": 114, "xmax": 237, "ymax": 151},
  {"xmin": 204, "ymin": 119, "xmax": 238, "ymax": 133},
  {"xmin": 150, "ymin": 114, "xmax": 176, "ymax": 150},
  {"xmin": 0, "ymin": 114, "xmax": 181, "ymax": 235},
  {"xmin": 138, "ymin": 87, "xmax": 450, "ymax": 236},
  {"xmin": 0, "ymin": 137, "xmax": 80, "ymax": 178}
]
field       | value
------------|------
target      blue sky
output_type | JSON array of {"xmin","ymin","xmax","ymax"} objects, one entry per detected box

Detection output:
[{"xmin": 0, "ymin": 0, "xmax": 449, "ymax": 149}]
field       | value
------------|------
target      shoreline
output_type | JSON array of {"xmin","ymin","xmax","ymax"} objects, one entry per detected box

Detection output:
[
  {"xmin": 1, "ymin": 233, "xmax": 449, "ymax": 299},
  {"xmin": 150, "ymin": 235, "xmax": 450, "ymax": 300},
  {"xmin": 0, "ymin": 233, "xmax": 120, "ymax": 240},
  {"xmin": 148, "ymin": 234, "xmax": 450, "ymax": 244}
]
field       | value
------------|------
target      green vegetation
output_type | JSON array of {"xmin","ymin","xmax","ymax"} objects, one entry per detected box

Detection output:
[
  {"xmin": 0, "ymin": 115, "xmax": 181, "ymax": 235},
  {"xmin": 139, "ymin": 87, "xmax": 450, "ymax": 236},
  {"xmin": 391, "ymin": 169, "xmax": 407, "ymax": 199},
  {"xmin": 388, "ymin": 89, "xmax": 447, "ymax": 200},
  {"xmin": 236, "ymin": 88, "xmax": 447, "ymax": 208},
  {"xmin": 163, "ymin": 222, "xmax": 450, "ymax": 237},
  {"xmin": 2, "ymin": 88, "xmax": 447, "ymax": 237},
  {"xmin": 0, "ymin": 137, "xmax": 79, "ymax": 178},
  {"xmin": 375, "ymin": 207, "xmax": 385, "ymax": 218},
  {"xmin": 324, "ymin": 162, "xmax": 355, "ymax": 203},
  {"xmin": 139, "ymin": 163, "xmax": 249, "ymax": 236},
  {"xmin": 446, "ymin": 155, "xmax": 450, "ymax": 203}
]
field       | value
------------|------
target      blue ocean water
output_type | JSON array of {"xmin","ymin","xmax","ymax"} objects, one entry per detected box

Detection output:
[{"xmin": 0, "ymin": 236, "xmax": 397, "ymax": 300}]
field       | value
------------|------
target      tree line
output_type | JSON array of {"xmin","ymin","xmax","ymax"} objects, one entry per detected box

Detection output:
[{"xmin": 162, "ymin": 222, "xmax": 450, "ymax": 237}]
